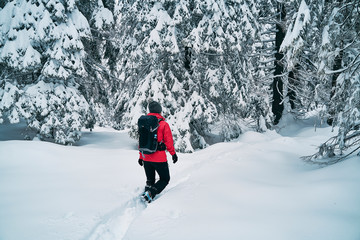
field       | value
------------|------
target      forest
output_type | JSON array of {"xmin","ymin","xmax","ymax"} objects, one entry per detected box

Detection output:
[{"xmin": 0, "ymin": 0, "xmax": 359, "ymax": 163}]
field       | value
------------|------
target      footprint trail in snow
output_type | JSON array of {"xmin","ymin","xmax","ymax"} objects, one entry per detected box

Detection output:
[
  {"xmin": 86, "ymin": 196, "xmax": 146, "ymax": 240},
  {"xmin": 85, "ymin": 175, "xmax": 190, "ymax": 240}
]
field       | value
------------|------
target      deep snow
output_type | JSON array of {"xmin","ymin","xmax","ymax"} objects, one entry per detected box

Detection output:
[{"xmin": 0, "ymin": 118, "xmax": 359, "ymax": 240}]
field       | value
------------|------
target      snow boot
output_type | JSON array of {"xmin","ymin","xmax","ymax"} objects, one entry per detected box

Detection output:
[{"xmin": 141, "ymin": 191, "xmax": 152, "ymax": 203}]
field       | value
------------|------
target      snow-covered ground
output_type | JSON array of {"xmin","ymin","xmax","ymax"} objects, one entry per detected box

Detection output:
[{"xmin": 0, "ymin": 118, "xmax": 359, "ymax": 240}]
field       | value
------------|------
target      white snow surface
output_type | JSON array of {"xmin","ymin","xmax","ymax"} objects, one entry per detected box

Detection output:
[{"xmin": 0, "ymin": 119, "xmax": 360, "ymax": 240}]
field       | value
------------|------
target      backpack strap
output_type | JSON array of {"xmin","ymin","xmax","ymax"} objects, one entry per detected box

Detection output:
[{"xmin": 156, "ymin": 118, "xmax": 166, "ymax": 151}]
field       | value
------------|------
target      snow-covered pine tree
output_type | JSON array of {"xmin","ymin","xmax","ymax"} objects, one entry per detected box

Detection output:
[
  {"xmin": 78, "ymin": 0, "xmax": 115, "ymax": 127},
  {"xmin": 290, "ymin": 0, "xmax": 329, "ymax": 116},
  {"xmin": 237, "ymin": 0, "xmax": 273, "ymax": 132},
  {"xmin": 110, "ymin": 0, "xmax": 275, "ymax": 152},
  {"xmin": 182, "ymin": 0, "xmax": 272, "ymax": 145},
  {"xmin": 112, "ymin": 0, "xmax": 198, "ymax": 152},
  {"xmin": 278, "ymin": 0, "xmax": 312, "ymax": 117},
  {"xmin": 300, "ymin": 0, "xmax": 360, "ymax": 163},
  {"xmin": 0, "ymin": 0, "xmax": 92, "ymax": 144},
  {"xmin": 183, "ymin": 0, "xmax": 246, "ymax": 144},
  {"xmin": 270, "ymin": 0, "xmax": 330, "ymax": 123},
  {"xmin": 252, "ymin": 0, "xmax": 277, "ymax": 129}
]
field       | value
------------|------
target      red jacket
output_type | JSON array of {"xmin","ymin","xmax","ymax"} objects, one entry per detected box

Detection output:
[{"xmin": 139, "ymin": 113, "xmax": 176, "ymax": 162}]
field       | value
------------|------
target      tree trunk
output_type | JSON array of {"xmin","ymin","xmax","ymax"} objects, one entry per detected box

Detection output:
[
  {"xmin": 327, "ymin": 47, "xmax": 343, "ymax": 125},
  {"xmin": 272, "ymin": 2, "xmax": 286, "ymax": 125}
]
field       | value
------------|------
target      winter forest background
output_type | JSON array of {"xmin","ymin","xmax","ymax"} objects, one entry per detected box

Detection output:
[{"xmin": 0, "ymin": 0, "xmax": 359, "ymax": 162}]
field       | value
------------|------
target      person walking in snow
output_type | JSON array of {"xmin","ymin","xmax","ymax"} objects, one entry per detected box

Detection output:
[{"xmin": 138, "ymin": 100, "xmax": 178, "ymax": 203}]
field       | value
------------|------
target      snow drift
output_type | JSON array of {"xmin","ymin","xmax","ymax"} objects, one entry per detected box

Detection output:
[{"xmin": 0, "ymin": 118, "xmax": 359, "ymax": 240}]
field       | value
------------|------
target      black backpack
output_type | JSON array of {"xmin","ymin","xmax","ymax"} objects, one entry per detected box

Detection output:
[{"xmin": 138, "ymin": 115, "xmax": 161, "ymax": 155}]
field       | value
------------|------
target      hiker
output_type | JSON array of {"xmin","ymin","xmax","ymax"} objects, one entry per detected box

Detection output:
[{"xmin": 138, "ymin": 100, "xmax": 178, "ymax": 203}]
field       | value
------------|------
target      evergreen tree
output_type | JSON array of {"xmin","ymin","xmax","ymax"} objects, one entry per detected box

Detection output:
[
  {"xmin": 279, "ymin": 0, "xmax": 312, "ymax": 117},
  {"xmin": 305, "ymin": 0, "xmax": 360, "ymax": 163},
  {"xmin": 113, "ymin": 1, "xmax": 195, "ymax": 152},
  {"xmin": 253, "ymin": 0, "xmax": 278, "ymax": 128},
  {"xmin": 79, "ymin": 0, "xmax": 115, "ymax": 126},
  {"xmin": 4, "ymin": 0, "xmax": 358, "ymax": 157},
  {"xmin": 109, "ymin": 0, "xmax": 274, "ymax": 152},
  {"xmin": 0, "ymin": 0, "xmax": 92, "ymax": 144},
  {"xmin": 239, "ymin": 0, "xmax": 273, "ymax": 131}
]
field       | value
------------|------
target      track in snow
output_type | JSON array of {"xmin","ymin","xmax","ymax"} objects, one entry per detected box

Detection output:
[
  {"xmin": 85, "ymin": 174, "xmax": 190, "ymax": 240},
  {"xmin": 86, "ymin": 196, "xmax": 146, "ymax": 240}
]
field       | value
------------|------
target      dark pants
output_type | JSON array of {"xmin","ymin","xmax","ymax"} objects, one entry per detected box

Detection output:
[{"xmin": 143, "ymin": 161, "xmax": 170, "ymax": 198}]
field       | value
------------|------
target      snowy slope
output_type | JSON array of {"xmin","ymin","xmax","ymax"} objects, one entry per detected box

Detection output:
[{"xmin": 0, "ymin": 120, "xmax": 359, "ymax": 240}]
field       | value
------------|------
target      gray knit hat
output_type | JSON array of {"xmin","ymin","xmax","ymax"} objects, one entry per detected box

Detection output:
[{"xmin": 148, "ymin": 100, "xmax": 162, "ymax": 113}]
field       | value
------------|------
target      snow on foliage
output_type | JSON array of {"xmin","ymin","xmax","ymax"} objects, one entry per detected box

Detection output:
[
  {"xmin": 113, "ymin": 0, "xmax": 271, "ymax": 152},
  {"xmin": 91, "ymin": 0, "xmax": 114, "ymax": 30},
  {"xmin": 0, "ymin": 0, "xmax": 359, "ymax": 159},
  {"xmin": 0, "ymin": 0, "xmax": 91, "ymax": 144},
  {"xmin": 280, "ymin": 0, "xmax": 360, "ymax": 162},
  {"xmin": 0, "ymin": 82, "xmax": 22, "ymax": 124},
  {"xmin": 280, "ymin": 0, "xmax": 310, "ymax": 61}
]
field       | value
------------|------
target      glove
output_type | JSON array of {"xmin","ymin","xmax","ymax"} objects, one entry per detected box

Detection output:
[
  {"xmin": 172, "ymin": 153, "xmax": 178, "ymax": 164},
  {"xmin": 138, "ymin": 159, "xmax": 143, "ymax": 166}
]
